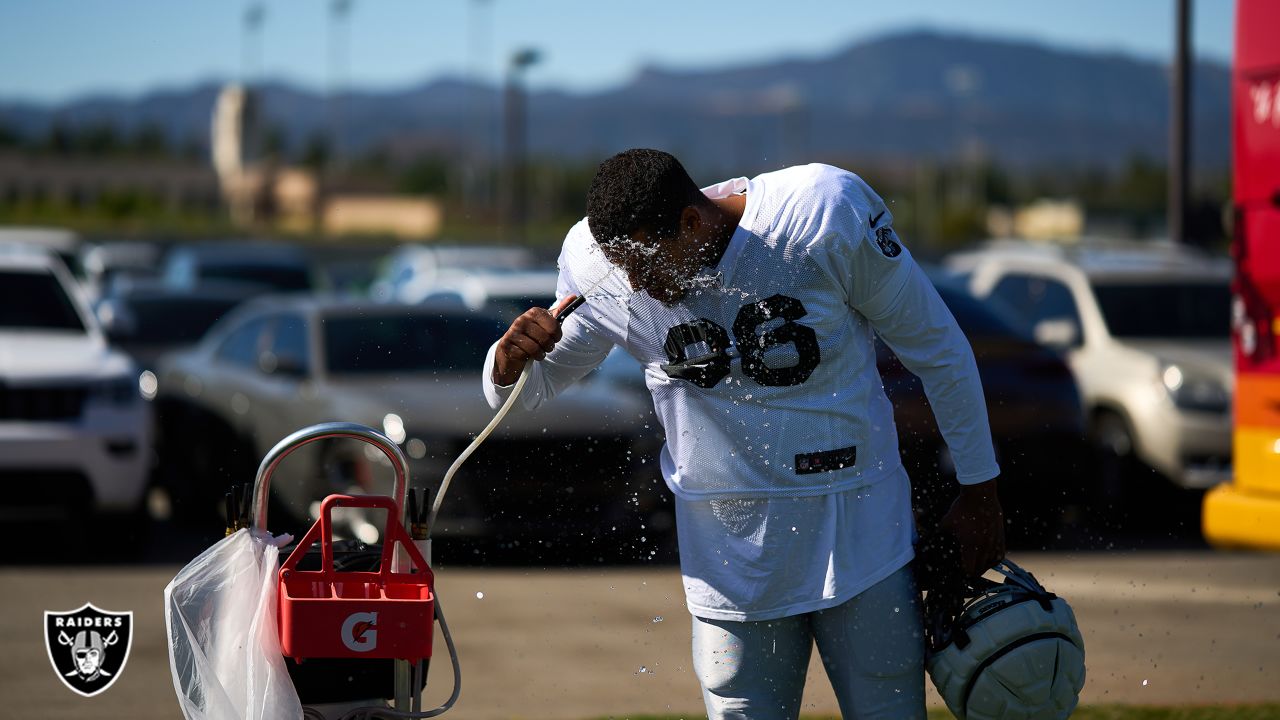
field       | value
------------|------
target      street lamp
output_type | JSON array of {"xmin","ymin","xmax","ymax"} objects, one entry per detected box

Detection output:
[
  {"xmin": 504, "ymin": 48, "xmax": 541, "ymax": 243},
  {"xmin": 328, "ymin": 0, "xmax": 354, "ymax": 172}
]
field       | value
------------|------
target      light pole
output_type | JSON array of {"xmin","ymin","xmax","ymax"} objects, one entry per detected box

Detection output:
[
  {"xmin": 1168, "ymin": 0, "xmax": 1192, "ymax": 245},
  {"xmin": 466, "ymin": 0, "xmax": 494, "ymax": 211},
  {"xmin": 241, "ymin": 2, "xmax": 266, "ymax": 86},
  {"xmin": 240, "ymin": 3, "xmax": 266, "ymax": 169},
  {"xmin": 504, "ymin": 48, "xmax": 540, "ymax": 244},
  {"xmin": 328, "ymin": 0, "xmax": 353, "ymax": 174}
]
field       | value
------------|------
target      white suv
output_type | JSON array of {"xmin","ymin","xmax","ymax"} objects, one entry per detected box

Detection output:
[
  {"xmin": 947, "ymin": 240, "xmax": 1231, "ymax": 501},
  {"xmin": 0, "ymin": 246, "xmax": 152, "ymax": 525}
]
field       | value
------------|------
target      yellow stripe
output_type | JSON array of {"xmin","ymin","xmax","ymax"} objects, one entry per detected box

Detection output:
[
  {"xmin": 1235, "ymin": 426, "xmax": 1280, "ymax": 496},
  {"xmin": 1203, "ymin": 483, "xmax": 1280, "ymax": 551}
]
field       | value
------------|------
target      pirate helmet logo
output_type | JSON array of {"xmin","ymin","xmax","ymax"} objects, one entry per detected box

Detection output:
[
  {"xmin": 875, "ymin": 225, "xmax": 902, "ymax": 258},
  {"xmin": 44, "ymin": 603, "xmax": 133, "ymax": 697}
]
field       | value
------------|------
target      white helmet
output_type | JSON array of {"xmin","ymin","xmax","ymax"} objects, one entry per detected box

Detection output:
[{"xmin": 924, "ymin": 558, "xmax": 1086, "ymax": 720}]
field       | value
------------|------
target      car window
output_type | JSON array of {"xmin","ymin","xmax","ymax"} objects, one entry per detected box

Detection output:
[
  {"xmin": 323, "ymin": 313, "xmax": 507, "ymax": 376},
  {"xmin": 119, "ymin": 296, "xmax": 242, "ymax": 344},
  {"xmin": 199, "ymin": 264, "xmax": 311, "ymax": 292},
  {"xmin": 164, "ymin": 252, "xmax": 195, "ymax": 288},
  {"xmin": 267, "ymin": 313, "xmax": 310, "ymax": 374},
  {"xmin": 1092, "ymin": 282, "xmax": 1229, "ymax": 339},
  {"xmin": 991, "ymin": 274, "xmax": 1082, "ymax": 331},
  {"xmin": 215, "ymin": 316, "xmax": 269, "ymax": 369},
  {"xmin": 0, "ymin": 270, "xmax": 85, "ymax": 332},
  {"xmin": 934, "ymin": 285, "xmax": 1029, "ymax": 340}
]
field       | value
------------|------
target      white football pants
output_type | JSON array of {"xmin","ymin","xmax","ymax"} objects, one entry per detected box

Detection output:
[{"xmin": 690, "ymin": 563, "xmax": 926, "ymax": 719}]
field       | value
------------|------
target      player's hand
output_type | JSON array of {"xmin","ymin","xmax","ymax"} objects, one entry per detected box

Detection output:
[
  {"xmin": 492, "ymin": 295, "xmax": 578, "ymax": 386},
  {"xmin": 938, "ymin": 478, "xmax": 1005, "ymax": 578}
]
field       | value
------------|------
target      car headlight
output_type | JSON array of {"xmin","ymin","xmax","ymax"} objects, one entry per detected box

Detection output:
[
  {"xmin": 89, "ymin": 375, "xmax": 140, "ymax": 406},
  {"xmin": 1160, "ymin": 362, "xmax": 1230, "ymax": 414}
]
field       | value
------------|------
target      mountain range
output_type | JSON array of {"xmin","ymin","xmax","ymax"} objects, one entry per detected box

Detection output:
[{"xmin": 0, "ymin": 30, "xmax": 1231, "ymax": 176}]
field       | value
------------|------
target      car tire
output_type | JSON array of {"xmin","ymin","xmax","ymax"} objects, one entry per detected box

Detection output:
[{"xmin": 1090, "ymin": 410, "xmax": 1137, "ymax": 523}]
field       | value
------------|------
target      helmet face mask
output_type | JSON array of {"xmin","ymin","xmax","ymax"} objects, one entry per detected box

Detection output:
[{"xmin": 922, "ymin": 558, "xmax": 1086, "ymax": 720}]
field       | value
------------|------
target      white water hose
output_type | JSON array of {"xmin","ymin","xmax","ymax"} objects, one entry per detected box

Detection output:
[
  {"xmin": 425, "ymin": 269, "xmax": 613, "ymax": 540},
  {"xmin": 341, "ymin": 278, "xmax": 609, "ymax": 720}
]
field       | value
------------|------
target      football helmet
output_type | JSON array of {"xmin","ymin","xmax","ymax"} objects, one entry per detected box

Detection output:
[{"xmin": 923, "ymin": 557, "xmax": 1086, "ymax": 720}]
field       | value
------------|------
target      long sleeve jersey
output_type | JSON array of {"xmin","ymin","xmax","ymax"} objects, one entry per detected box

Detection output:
[{"xmin": 484, "ymin": 163, "xmax": 1000, "ymax": 501}]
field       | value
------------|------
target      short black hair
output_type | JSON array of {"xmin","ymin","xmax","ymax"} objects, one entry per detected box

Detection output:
[{"xmin": 586, "ymin": 148, "xmax": 704, "ymax": 247}]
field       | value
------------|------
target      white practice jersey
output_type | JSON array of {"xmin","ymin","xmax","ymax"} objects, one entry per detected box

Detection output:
[{"xmin": 484, "ymin": 163, "xmax": 1000, "ymax": 502}]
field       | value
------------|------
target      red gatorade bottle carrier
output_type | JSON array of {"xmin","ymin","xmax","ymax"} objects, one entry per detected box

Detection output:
[{"xmin": 278, "ymin": 493, "xmax": 435, "ymax": 661}]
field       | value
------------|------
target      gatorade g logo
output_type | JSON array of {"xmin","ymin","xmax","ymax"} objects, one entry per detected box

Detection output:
[{"xmin": 341, "ymin": 611, "xmax": 378, "ymax": 652}]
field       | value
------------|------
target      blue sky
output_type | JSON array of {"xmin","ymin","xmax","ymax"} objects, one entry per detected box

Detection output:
[{"xmin": 0, "ymin": 1, "xmax": 1235, "ymax": 105}]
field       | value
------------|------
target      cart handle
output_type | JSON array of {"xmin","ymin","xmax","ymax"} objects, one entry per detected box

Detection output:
[
  {"xmin": 280, "ymin": 494, "xmax": 433, "ymax": 584},
  {"xmin": 252, "ymin": 422, "xmax": 410, "ymax": 531}
]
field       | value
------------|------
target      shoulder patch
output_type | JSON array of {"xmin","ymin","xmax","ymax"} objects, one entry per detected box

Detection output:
[{"xmin": 875, "ymin": 226, "xmax": 902, "ymax": 258}]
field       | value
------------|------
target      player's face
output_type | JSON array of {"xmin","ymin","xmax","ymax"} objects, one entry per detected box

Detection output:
[{"xmin": 606, "ymin": 230, "xmax": 699, "ymax": 305}]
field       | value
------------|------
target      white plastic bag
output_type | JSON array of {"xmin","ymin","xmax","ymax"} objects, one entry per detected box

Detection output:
[{"xmin": 164, "ymin": 527, "xmax": 302, "ymax": 720}]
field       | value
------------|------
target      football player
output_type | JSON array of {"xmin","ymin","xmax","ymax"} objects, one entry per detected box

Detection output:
[{"xmin": 484, "ymin": 148, "xmax": 1004, "ymax": 719}]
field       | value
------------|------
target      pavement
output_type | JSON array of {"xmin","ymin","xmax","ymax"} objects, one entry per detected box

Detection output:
[{"xmin": 1, "ymin": 551, "xmax": 1278, "ymax": 719}]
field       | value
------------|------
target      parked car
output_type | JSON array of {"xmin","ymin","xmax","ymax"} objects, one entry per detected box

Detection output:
[
  {"xmin": 881, "ymin": 276, "xmax": 1086, "ymax": 541},
  {"xmin": 153, "ymin": 297, "xmax": 663, "ymax": 555},
  {"xmin": 94, "ymin": 280, "xmax": 254, "ymax": 372},
  {"xmin": 0, "ymin": 226, "xmax": 83, "ymax": 277},
  {"xmin": 80, "ymin": 241, "xmax": 163, "ymax": 302},
  {"xmin": 370, "ymin": 243, "xmax": 541, "ymax": 304},
  {"xmin": 411, "ymin": 267, "xmax": 560, "ymax": 320},
  {"xmin": 161, "ymin": 241, "xmax": 319, "ymax": 295},
  {"xmin": 0, "ymin": 245, "xmax": 152, "ymax": 537},
  {"xmin": 947, "ymin": 240, "xmax": 1231, "ymax": 511}
]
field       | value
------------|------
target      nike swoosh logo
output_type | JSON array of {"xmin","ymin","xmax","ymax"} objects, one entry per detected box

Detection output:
[{"xmin": 869, "ymin": 211, "xmax": 885, "ymax": 228}]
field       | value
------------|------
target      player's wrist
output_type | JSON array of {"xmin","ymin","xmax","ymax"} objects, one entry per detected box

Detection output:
[
  {"xmin": 492, "ymin": 359, "xmax": 522, "ymax": 387},
  {"xmin": 958, "ymin": 477, "xmax": 999, "ymax": 500}
]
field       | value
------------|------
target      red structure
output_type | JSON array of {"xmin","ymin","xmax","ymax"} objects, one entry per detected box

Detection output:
[{"xmin": 1204, "ymin": 0, "xmax": 1280, "ymax": 549}]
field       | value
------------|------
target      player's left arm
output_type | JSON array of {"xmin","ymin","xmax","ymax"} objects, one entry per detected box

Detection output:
[{"xmin": 826, "ymin": 186, "xmax": 1004, "ymax": 577}]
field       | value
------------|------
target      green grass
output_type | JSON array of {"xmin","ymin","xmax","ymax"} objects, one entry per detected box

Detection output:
[{"xmin": 589, "ymin": 705, "xmax": 1280, "ymax": 720}]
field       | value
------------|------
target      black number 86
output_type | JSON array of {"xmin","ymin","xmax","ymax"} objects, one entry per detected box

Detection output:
[{"xmin": 662, "ymin": 294, "xmax": 820, "ymax": 388}]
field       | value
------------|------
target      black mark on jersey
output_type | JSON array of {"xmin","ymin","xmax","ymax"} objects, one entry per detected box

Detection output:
[{"xmin": 875, "ymin": 226, "xmax": 902, "ymax": 258}]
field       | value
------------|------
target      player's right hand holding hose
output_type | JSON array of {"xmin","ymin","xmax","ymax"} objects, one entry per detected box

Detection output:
[{"xmin": 492, "ymin": 295, "xmax": 579, "ymax": 386}]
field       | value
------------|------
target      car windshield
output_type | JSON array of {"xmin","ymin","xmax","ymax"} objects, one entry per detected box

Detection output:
[
  {"xmin": 0, "ymin": 270, "xmax": 85, "ymax": 332},
  {"xmin": 199, "ymin": 264, "xmax": 311, "ymax": 292},
  {"xmin": 1093, "ymin": 282, "xmax": 1229, "ymax": 339},
  {"xmin": 934, "ymin": 285, "xmax": 1029, "ymax": 340},
  {"xmin": 324, "ymin": 312, "xmax": 507, "ymax": 375},
  {"xmin": 118, "ymin": 296, "xmax": 243, "ymax": 344}
]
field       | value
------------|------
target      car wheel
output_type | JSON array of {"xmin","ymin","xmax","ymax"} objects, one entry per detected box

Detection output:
[
  {"xmin": 184, "ymin": 417, "xmax": 257, "ymax": 527},
  {"xmin": 1090, "ymin": 410, "xmax": 1136, "ymax": 522}
]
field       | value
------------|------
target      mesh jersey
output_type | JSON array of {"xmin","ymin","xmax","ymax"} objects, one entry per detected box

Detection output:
[{"xmin": 484, "ymin": 163, "xmax": 1000, "ymax": 500}]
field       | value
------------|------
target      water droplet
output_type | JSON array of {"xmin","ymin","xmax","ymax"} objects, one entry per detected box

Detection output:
[
  {"xmin": 637, "ymin": 665, "xmax": 648, "ymax": 674},
  {"xmin": 1142, "ymin": 679, "xmax": 1149, "ymax": 687},
  {"xmin": 476, "ymin": 592, "xmax": 484, "ymax": 599}
]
